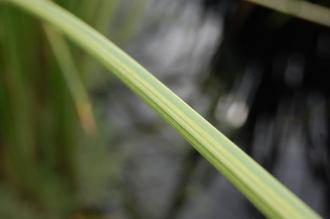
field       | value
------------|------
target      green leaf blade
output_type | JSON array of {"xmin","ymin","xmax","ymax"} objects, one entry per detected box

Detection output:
[{"xmin": 2, "ymin": 0, "xmax": 322, "ymax": 218}]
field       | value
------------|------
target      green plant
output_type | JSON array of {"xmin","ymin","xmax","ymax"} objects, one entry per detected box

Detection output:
[
  {"xmin": 0, "ymin": 0, "xmax": 325, "ymax": 218},
  {"xmin": 0, "ymin": 0, "xmax": 119, "ymax": 218},
  {"xmin": 245, "ymin": 0, "xmax": 330, "ymax": 27}
]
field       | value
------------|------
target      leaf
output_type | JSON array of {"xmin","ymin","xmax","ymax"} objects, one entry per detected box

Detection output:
[
  {"xmin": 44, "ymin": 25, "xmax": 97, "ymax": 136},
  {"xmin": 1, "ymin": 0, "xmax": 322, "ymax": 218},
  {"xmin": 245, "ymin": 0, "xmax": 330, "ymax": 27}
]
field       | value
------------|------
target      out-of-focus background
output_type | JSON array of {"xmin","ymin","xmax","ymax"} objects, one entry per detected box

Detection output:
[{"xmin": 0, "ymin": 0, "xmax": 330, "ymax": 218}]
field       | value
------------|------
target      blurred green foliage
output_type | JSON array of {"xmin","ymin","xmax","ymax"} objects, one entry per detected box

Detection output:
[{"xmin": 0, "ymin": 0, "xmax": 147, "ymax": 218}]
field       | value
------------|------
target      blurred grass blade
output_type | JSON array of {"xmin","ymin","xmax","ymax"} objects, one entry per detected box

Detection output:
[
  {"xmin": 245, "ymin": 0, "xmax": 330, "ymax": 27},
  {"xmin": 78, "ymin": 0, "xmax": 100, "ymax": 24},
  {"xmin": 44, "ymin": 25, "xmax": 97, "ymax": 136},
  {"xmin": 80, "ymin": 0, "xmax": 119, "ymax": 80},
  {"xmin": 1, "ymin": 0, "xmax": 322, "ymax": 218},
  {"xmin": 0, "ymin": 6, "xmax": 38, "ymax": 190},
  {"xmin": 114, "ymin": 0, "xmax": 150, "ymax": 45},
  {"xmin": 94, "ymin": 0, "xmax": 119, "ymax": 34}
]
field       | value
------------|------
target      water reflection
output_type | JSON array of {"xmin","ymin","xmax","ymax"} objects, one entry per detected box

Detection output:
[{"xmin": 103, "ymin": 0, "xmax": 330, "ymax": 218}]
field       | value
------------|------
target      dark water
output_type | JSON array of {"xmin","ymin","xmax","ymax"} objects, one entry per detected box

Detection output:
[{"xmin": 100, "ymin": 0, "xmax": 330, "ymax": 218}]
